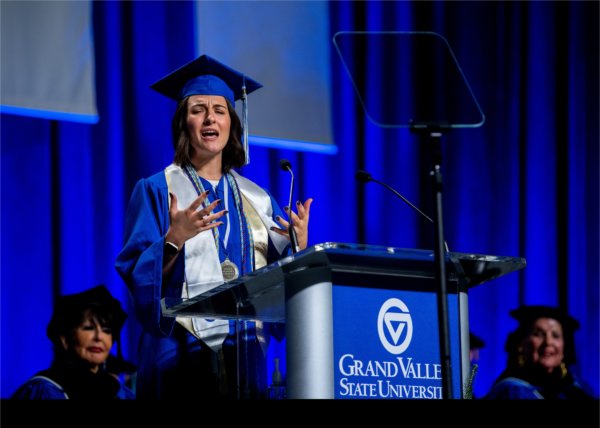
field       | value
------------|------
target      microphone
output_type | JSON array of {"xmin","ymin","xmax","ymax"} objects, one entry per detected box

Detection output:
[
  {"xmin": 356, "ymin": 169, "xmax": 449, "ymax": 252},
  {"xmin": 280, "ymin": 159, "xmax": 300, "ymax": 254}
]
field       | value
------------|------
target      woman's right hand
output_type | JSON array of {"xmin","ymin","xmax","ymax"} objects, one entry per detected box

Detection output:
[{"xmin": 165, "ymin": 191, "xmax": 226, "ymax": 249}]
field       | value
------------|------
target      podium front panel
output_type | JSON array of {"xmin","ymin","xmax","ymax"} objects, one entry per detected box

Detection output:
[{"xmin": 333, "ymin": 284, "xmax": 462, "ymax": 399}]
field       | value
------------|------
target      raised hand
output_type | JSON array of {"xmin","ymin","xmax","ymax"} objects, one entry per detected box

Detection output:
[
  {"xmin": 165, "ymin": 191, "xmax": 227, "ymax": 248},
  {"xmin": 271, "ymin": 198, "xmax": 314, "ymax": 250}
]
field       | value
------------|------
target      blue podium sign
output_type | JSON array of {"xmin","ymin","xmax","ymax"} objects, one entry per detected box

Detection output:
[{"xmin": 333, "ymin": 285, "xmax": 461, "ymax": 399}]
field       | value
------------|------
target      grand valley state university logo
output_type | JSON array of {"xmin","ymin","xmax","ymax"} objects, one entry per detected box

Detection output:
[
  {"xmin": 336, "ymin": 296, "xmax": 443, "ymax": 398},
  {"xmin": 377, "ymin": 298, "xmax": 413, "ymax": 354}
]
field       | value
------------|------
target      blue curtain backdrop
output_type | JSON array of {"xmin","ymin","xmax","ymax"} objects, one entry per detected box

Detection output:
[{"xmin": 1, "ymin": 1, "xmax": 597, "ymax": 399}]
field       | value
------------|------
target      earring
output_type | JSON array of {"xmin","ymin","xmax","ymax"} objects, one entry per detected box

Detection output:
[
  {"xmin": 517, "ymin": 347, "xmax": 526, "ymax": 367},
  {"xmin": 560, "ymin": 362, "xmax": 568, "ymax": 378}
]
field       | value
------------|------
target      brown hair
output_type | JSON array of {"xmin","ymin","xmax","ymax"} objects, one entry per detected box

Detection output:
[{"xmin": 171, "ymin": 97, "xmax": 246, "ymax": 172}]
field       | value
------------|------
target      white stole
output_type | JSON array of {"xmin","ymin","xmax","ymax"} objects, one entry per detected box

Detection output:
[{"xmin": 165, "ymin": 164, "xmax": 288, "ymax": 352}]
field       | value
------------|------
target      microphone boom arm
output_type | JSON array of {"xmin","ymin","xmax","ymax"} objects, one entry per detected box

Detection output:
[
  {"xmin": 371, "ymin": 178, "xmax": 433, "ymax": 223},
  {"xmin": 368, "ymin": 177, "xmax": 449, "ymax": 253}
]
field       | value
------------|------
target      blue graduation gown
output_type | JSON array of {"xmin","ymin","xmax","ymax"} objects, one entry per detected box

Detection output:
[
  {"xmin": 115, "ymin": 168, "xmax": 288, "ymax": 399},
  {"xmin": 485, "ymin": 370, "xmax": 596, "ymax": 400},
  {"xmin": 11, "ymin": 361, "xmax": 126, "ymax": 400},
  {"xmin": 12, "ymin": 377, "xmax": 68, "ymax": 399}
]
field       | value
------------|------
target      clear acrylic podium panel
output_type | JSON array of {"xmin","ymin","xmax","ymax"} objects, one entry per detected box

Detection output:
[
  {"xmin": 332, "ymin": 31, "xmax": 485, "ymax": 129},
  {"xmin": 162, "ymin": 242, "xmax": 525, "ymax": 322},
  {"xmin": 161, "ymin": 243, "xmax": 525, "ymax": 399}
]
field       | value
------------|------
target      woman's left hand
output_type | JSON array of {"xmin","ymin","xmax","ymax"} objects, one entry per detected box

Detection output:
[{"xmin": 272, "ymin": 198, "xmax": 314, "ymax": 250}]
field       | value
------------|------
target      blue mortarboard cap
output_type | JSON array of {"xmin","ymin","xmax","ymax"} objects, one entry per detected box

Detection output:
[
  {"xmin": 150, "ymin": 55, "xmax": 261, "ymax": 165},
  {"xmin": 150, "ymin": 54, "xmax": 263, "ymax": 103}
]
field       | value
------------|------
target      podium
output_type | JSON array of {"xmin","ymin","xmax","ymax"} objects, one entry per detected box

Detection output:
[{"xmin": 162, "ymin": 242, "xmax": 525, "ymax": 399}]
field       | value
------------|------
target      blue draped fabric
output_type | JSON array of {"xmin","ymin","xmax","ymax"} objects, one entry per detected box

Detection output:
[{"xmin": 1, "ymin": 1, "xmax": 597, "ymax": 399}]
